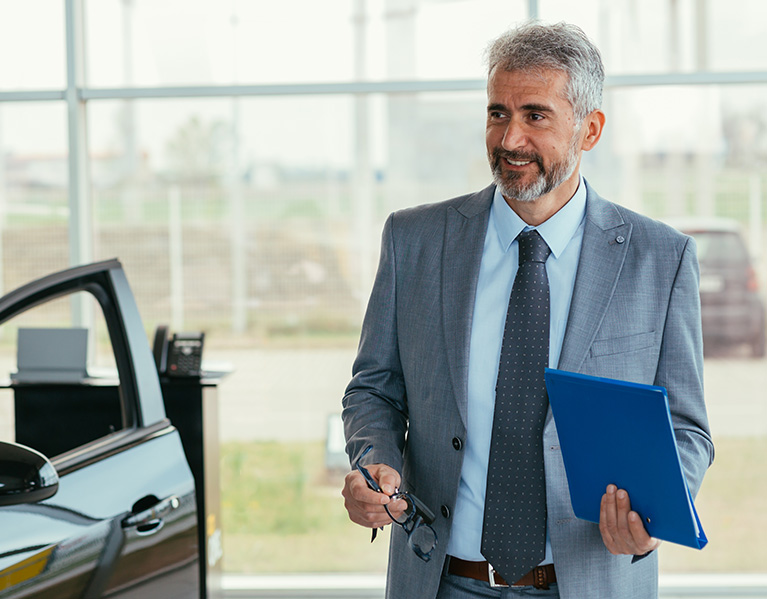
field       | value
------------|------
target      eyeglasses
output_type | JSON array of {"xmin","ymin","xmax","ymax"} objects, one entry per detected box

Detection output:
[{"xmin": 355, "ymin": 445, "xmax": 438, "ymax": 562}]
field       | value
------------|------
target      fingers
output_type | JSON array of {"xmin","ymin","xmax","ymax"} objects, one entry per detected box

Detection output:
[
  {"xmin": 377, "ymin": 467, "xmax": 401, "ymax": 496},
  {"xmin": 367, "ymin": 464, "xmax": 407, "ymax": 519},
  {"xmin": 627, "ymin": 511, "xmax": 661, "ymax": 554},
  {"xmin": 599, "ymin": 485, "xmax": 661, "ymax": 556},
  {"xmin": 599, "ymin": 485, "xmax": 617, "ymax": 551},
  {"xmin": 342, "ymin": 470, "xmax": 391, "ymax": 528},
  {"xmin": 341, "ymin": 465, "xmax": 404, "ymax": 529},
  {"xmin": 383, "ymin": 496, "xmax": 410, "ymax": 522}
]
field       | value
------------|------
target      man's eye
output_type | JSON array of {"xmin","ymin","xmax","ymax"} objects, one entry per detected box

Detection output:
[
  {"xmin": 488, "ymin": 111, "xmax": 506, "ymax": 120},
  {"xmin": 530, "ymin": 113, "xmax": 544, "ymax": 121}
]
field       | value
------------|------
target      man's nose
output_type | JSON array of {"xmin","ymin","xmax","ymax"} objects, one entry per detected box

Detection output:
[{"xmin": 501, "ymin": 119, "xmax": 527, "ymax": 151}]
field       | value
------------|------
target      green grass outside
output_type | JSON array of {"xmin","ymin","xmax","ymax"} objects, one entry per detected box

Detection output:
[
  {"xmin": 220, "ymin": 436, "xmax": 767, "ymax": 575},
  {"xmin": 220, "ymin": 440, "xmax": 389, "ymax": 573}
]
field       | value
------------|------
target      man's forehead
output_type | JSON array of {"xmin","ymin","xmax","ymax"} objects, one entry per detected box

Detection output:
[{"xmin": 487, "ymin": 67, "xmax": 570, "ymax": 104}]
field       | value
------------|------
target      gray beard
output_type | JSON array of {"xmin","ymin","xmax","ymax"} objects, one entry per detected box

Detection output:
[{"xmin": 489, "ymin": 134, "xmax": 581, "ymax": 203}]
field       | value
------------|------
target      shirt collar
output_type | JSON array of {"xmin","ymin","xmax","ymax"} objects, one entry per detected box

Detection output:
[{"xmin": 492, "ymin": 176, "xmax": 587, "ymax": 259}]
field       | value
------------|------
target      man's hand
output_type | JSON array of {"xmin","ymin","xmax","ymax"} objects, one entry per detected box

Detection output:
[
  {"xmin": 599, "ymin": 484, "xmax": 662, "ymax": 556},
  {"xmin": 342, "ymin": 463, "xmax": 407, "ymax": 529}
]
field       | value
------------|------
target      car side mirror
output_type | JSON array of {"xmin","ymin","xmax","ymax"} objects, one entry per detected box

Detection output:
[{"xmin": 0, "ymin": 441, "xmax": 59, "ymax": 506}]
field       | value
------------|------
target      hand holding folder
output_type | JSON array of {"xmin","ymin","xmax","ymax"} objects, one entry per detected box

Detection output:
[
  {"xmin": 544, "ymin": 368, "xmax": 707, "ymax": 550},
  {"xmin": 600, "ymin": 484, "xmax": 662, "ymax": 556}
]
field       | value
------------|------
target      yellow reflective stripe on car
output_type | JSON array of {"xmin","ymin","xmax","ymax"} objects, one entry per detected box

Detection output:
[{"xmin": 0, "ymin": 545, "xmax": 55, "ymax": 591}]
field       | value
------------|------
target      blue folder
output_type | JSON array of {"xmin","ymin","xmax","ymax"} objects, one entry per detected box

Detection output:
[{"xmin": 544, "ymin": 368, "xmax": 707, "ymax": 550}]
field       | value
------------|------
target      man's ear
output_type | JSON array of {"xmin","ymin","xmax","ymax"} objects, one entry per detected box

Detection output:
[{"xmin": 581, "ymin": 109, "xmax": 606, "ymax": 151}]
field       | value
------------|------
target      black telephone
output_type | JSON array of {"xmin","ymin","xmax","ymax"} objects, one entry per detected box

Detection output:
[{"xmin": 153, "ymin": 325, "xmax": 205, "ymax": 377}]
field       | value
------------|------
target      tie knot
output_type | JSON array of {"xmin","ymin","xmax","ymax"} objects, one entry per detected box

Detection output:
[{"xmin": 518, "ymin": 229, "xmax": 551, "ymax": 264}]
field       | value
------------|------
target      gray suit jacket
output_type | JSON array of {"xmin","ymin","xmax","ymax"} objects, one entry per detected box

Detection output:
[{"xmin": 342, "ymin": 182, "xmax": 714, "ymax": 599}]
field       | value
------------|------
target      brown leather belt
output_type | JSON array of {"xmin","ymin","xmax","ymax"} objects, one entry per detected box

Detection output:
[{"xmin": 447, "ymin": 556, "xmax": 556, "ymax": 589}]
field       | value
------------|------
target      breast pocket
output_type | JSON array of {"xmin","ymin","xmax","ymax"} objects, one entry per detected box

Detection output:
[
  {"xmin": 584, "ymin": 331, "xmax": 658, "ymax": 383},
  {"xmin": 589, "ymin": 331, "xmax": 657, "ymax": 357}
]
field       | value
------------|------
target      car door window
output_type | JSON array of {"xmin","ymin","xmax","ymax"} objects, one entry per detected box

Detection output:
[{"xmin": 0, "ymin": 291, "xmax": 122, "ymax": 457}]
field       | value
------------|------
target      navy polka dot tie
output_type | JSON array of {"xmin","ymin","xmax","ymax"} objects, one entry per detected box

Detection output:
[{"xmin": 481, "ymin": 228, "xmax": 551, "ymax": 584}]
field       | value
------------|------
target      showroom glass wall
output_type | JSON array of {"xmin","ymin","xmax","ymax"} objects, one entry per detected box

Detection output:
[{"xmin": 1, "ymin": 0, "xmax": 766, "ymax": 586}]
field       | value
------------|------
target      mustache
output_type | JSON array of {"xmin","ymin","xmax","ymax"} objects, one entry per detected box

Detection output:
[{"xmin": 490, "ymin": 148, "xmax": 545, "ymax": 172}]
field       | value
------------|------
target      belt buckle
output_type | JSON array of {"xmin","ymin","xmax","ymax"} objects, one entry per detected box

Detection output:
[{"xmin": 487, "ymin": 564, "xmax": 509, "ymax": 588}]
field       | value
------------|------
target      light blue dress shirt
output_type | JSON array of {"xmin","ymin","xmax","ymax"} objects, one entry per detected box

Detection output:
[{"xmin": 446, "ymin": 178, "xmax": 587, "ymax": 564}]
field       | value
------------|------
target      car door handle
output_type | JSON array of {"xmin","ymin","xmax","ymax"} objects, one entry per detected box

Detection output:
[{"xmin": 122, "ymin": 495, "xmax": 180, "ymax": 534}]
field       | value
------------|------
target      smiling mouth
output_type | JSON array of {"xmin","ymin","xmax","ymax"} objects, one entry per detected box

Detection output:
[
  {"xmin": 505, "ymin": 158, "xmax": 532, "ymax": 166},
  {"xmin": 492, "ymin": 148, "xmax": 543, "ymax": 174}
]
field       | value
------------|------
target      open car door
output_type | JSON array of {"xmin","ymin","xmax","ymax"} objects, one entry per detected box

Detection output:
[{"xmin": 0, "ymin": 259, "xmax": 199, "ymax": 598}]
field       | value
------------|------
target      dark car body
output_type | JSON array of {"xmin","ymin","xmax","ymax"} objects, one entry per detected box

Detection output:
[
  {"xmin": 0, "ymin": 260, "xmax": 199, "ymax": 597},
  {"xmin": 671, "ymin": 218, "xmax": 766, "ymax": 357}
]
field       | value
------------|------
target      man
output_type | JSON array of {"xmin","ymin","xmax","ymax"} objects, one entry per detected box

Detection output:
[{"xmin": 341, "ymin": 21, "xmax": 713, "ymax": 599}]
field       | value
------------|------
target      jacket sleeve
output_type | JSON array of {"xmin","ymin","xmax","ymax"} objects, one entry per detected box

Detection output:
[
  {"xmin": 632, "ymin": 235, "xmax": 712, "ymax": 564},
  {"xmin": 342, "ymin": 213, "xmax": 409, "ymax": 474},
  {"xmin": 655, "ymin": 236, "xmax": 714, "ymax": 497}
]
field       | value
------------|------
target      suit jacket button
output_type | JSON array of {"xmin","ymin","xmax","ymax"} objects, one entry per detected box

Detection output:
[
  {"xmin": 441, "ymin": 505, "xmax": 450, "ymax": 519},
  {"xmin": 452, "ymin": 437, "xmax": 462, "ymax": 451}
]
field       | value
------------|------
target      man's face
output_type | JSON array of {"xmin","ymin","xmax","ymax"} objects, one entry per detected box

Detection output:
[{"xmin": 486, "ymin": 68, "xmax": 583, "ymax": 203}]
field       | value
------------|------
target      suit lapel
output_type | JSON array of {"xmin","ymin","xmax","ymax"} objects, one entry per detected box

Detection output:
[
  {"xmin": 443, "ymin": 185, "xmax": 493, "ymax": 429},
  {"xmin": 557, "ymin": 184, "xmax": 632, "ymax": 374},
  {"xmin": 443, "ymin": 183, "xmax": 629, "ymax": 428}
]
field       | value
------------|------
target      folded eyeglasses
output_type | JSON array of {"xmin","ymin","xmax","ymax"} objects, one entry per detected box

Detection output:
[{"xmin": 355, "ymin": 445, "xmax": 438, "ymax": 562}]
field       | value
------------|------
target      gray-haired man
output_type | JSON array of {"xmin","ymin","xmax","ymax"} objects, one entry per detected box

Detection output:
[{"xmin": 342, "ymin": 21, "xmax": 713, "ymax": 599}]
